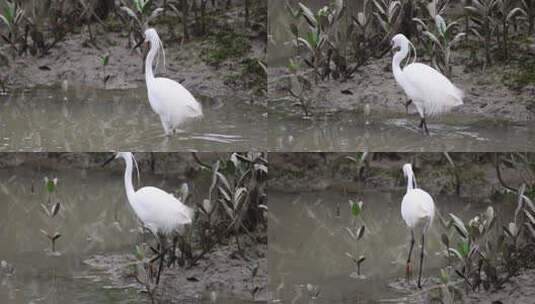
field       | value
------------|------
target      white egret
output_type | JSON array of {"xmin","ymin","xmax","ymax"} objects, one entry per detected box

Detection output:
[
  {"xmin": 391, "ymin": 34, "xmax": 463, "ymax": 135},
  {"xmin": 144, "ymin": 28, "xmax": 203, "ymax": 135},
  {"xmin": 103, "ymin": 152, "xmax": 194, "ymax": 284},
  {"xmin": 401, "ymin": 163, "xmax": 435, "ymax": 288}
]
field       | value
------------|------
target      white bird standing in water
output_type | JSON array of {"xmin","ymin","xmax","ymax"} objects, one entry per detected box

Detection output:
[
  {"xmin": 401, "ymin": 163, "xmax": 435, "ymax": 288},
  {"xmin": 103, "ymin": 152, "xmax": 194, "ymax": 284},
  {"xmin": 391, "ymin": 34, "xmax": 463, "ymax": 135},
  {"xmin": 144, "ymin": 28, "xmax": 203, "ymax": 135}
]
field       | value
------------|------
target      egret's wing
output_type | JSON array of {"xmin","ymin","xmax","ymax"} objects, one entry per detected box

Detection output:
[
  {"xmin": 403, "ymin": 63, "xmax": 463, "ymax": 116},
  {"xmin": 401, "ymin": 189, "xmax": 435, "ymax": 229},
  {"xmin": 134, "ymin": 186, "xmax": 193, "ymax": 234},
  {"xmin": 149, "ymin": 77, "xmax": 203, "ymax": 126}
]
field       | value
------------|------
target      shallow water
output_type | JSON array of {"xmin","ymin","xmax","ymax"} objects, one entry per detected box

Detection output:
[
  {"xmin": 268, "ymin": 189, "xmax": 516, "ymax": 304},
  {"xmin": 0, "ymin": 87, "xmax": 267, "ymax": 151},
  {"xmin": 0, "ymin": 165, "xmax": 252, "ymax": 304},
  {"xmin": 269, "ymin": 113, "xmax": 535, "ymax": 151}
]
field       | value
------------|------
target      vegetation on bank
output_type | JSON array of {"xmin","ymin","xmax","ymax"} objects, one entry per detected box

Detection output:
[
  {"xmin": 0, "ymin": 0, "xmax": 266, "ymax": 95},
  {"xmin": 278, "ymin": 0, "xmax": 535, "ymax": 116}
]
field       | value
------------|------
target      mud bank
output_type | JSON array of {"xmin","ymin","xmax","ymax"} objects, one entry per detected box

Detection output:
[
  {"xmin": 268, "ymin": 153, "xmax": 527, "ymax": 198},
  {"xmin": 269, "ymin": 56, "xmax": 535, "ymax": 122},
  {"xmin": 464, "ymin": 268, "xmax": 535, "ymax": 303},
  {"xmin": 1, "ymin": 3, "xmax": 266, "ymax": 104},
  {"xmin": 84, "ymin": 239, "xmax": 268, "ymax": 303}
]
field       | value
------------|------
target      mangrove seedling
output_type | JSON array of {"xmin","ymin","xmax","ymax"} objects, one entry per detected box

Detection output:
[
  {"xmin": 494, "ymin": 0, "xmax": 527, "ymax": 61},
  {"xmin": 464, "ymin": 0, "xmax": 499, "ymax": 66},
  {"xmin": 287, "ymin": 67, "xmax": 313, "ymax": 117},
  {"xmin": 345, "ymin": 200, "xmax": 366, "ymax": 277},
  {"xmin": 131, "ymin": 244, "xmax": 158, "ymax": 304},
  {"xmin": 413, "ymin": 13, "xmax": 465, "ymax": 76},
  {"xmin": 119, "ymin": 0, "xmax": 164, "ymax": 46},
  {"xmin": 249, "ymin": 262, "xmax": 261, "ymax": 300},
  {"xmin": 41, "ymin": 177, "xmax": 62, "ymax": 253},
  {"xmin": 372, "ymin": 0, "xmax": 402, "ymax": 37},
  {"xmin": 293, "ymin": 2, "xmax": 334, "ymax": 82},
  {"xmin": 100, "ymin": 53, "xmax": 110, "ymax": 84},
  {"xmin": 0, "ymin": 0, "xmax": 25, "ymax": 54}
]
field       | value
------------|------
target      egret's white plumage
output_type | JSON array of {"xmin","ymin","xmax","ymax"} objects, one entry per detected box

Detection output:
[
  {"xmin": 391, "ymin": 34, "xmax": 463, "ymax": 134},
  {"xmin": 144, "ymin": 28, "xmax": 203, "ymax": 135},
  {"xmin": 401, "ymin": 164, "xmax": 435, "ymax": 232},
  {"xmin": 116, "ymin": 152, "xmax": 194, "ymax": 235},
  {"xmin": 400, "ymin": 163, "xmax": 435, "ymax": 288}
]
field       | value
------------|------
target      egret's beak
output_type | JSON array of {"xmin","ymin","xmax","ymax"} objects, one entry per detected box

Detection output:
[
  {"xmin": 102, "ymin": 154, "xmax": 116, "ymax": 167},
  {"xmin": 390, "ymin": 41, "xmax": 401, "ymax": 54}
]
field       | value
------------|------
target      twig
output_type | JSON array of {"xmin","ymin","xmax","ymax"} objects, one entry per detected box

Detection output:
[
  {"xmin": 495, "ymin": 153, "xmax": 518, "ymax": 192},
  {"xmin": 191, "ymin": 152, "xmax": 212, "ymax": 170}
]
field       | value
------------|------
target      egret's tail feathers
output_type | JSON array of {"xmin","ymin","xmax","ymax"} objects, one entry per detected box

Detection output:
[
  {"xmin": 423, "ymin": 86, "xmax": 464, "ymax": 117},
  {"xmin": 451, "ymin": 85, "xmax": 464, "ymax": 105}
]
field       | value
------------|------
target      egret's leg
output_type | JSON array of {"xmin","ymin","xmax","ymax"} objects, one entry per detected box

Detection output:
[
  {"xmin": 405, "ymin": 99, "xmax": 413, "ymax": 113},
  {"xmin": 406, "ymin": 230, "xmax": 415, "ymax": 282},
  {"xmin": 419, "ymin": 117, "xmax": 430, "ymax": 135},
  {"xmin": 167, "ymin": 235, "xmax": 178, "ymax": 267},
  {"xmin": 156, "ymin": 238, "xmax": 166, "ymax": 285},
  {"xmin": 417, "ymin": 233, "xmax": 425, "ymax": 289},
  {"xmin": 422, "ymin": 118, "xmax": 430, "ymax": 135}
]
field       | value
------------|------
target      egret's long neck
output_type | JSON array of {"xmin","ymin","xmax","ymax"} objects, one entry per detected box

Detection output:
[
  {"xmin": 406, "ymin": 172, "xmax": 417, "ymax": 193},
  {"xmin": 392, "ymin": 44, "xmax": 409, "ymax": 82},
  {"xmin": 145, "ymin": 41, "xmax": 157, "ymax": 84},
  {"xmin": 123, "ymin": 155, "xmax": 136, "ymax": 209}
]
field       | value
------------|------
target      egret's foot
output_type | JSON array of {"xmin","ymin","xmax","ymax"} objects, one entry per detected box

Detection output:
[{"xmin": 405, "ymin": 263, "xmax": 412, "ymax": 282}]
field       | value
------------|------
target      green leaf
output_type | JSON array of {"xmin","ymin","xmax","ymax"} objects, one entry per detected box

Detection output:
[
  {"xmin": 46, "ymin": 179, "xmax": 55, "ymax": 193},
  {"xmin": 435, "ymin": 15, "xmax": 447, "ymax": 34},
  {"xmin": 41, "ymin": 203, "xmax": 51, "ymax": 217},
  {"xmin": 40, "ymin": 229, "xmax": 50, "ymax": 238},
  {"xmin": 449, "ymin": 213, "xmax": 468, "ymax": 238},
  {"xmin": 457, "ymin": 241, "xmax": 469, "ymax": 257},
  {"xmin": 350, "ymin": 200, "xmax": 363, "ymax": 217},
  {"xmin": 101, "ymin": 54, "xmax": 109, "ymax": 66},
  {"xmin": 357, "ymin": 225, "xmax": 366, "ymax": 240},
  {"xmin": 134, "ymin": 245, "xmax": 144, "ymax": 260},
  {"xmin": 440, "ymin": 268, "xmax": 449, "ymax": 284},
  {"xmin": 51, "ymin": 202, "xmax": 61, "ymax": 217},
  {"xmin": 345, "ymin": 227, "xmax": 356, "ymax": 240},
  {"xmin": 298, "ymin": 2, "xmax": 318, "ymax": 28}
]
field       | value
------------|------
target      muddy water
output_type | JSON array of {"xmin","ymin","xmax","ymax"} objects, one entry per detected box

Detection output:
[
  {"xmin": 269, "ymin": 113, "xmax": 535, "ymax": 151},
  {"xmin": 0, "ymin": 87, "xmax": 267, "ymax": 151},
  {"xmin": 0, "ymin": 165, "xmax": 245, "ymax": 304},
  {"xmin": 268, "ymin": 190, "xmax": 516, "ymax": 304}
]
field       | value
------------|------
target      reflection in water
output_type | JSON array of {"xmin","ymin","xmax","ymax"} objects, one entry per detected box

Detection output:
[
  {"xmin": 269, "ymin": 190, "xmax": 515, "ymax": 303},
  {"xmin": 0, "ymin": 165, "xmax": 244, "ymax": 304},
  {"xmin": 269, "ymin": 114, "xmax": 535, "ymax": 152},
  {"xmin": 0, "ymin": 87, "xmax": 267, "ymax": 151}
]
